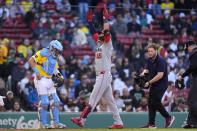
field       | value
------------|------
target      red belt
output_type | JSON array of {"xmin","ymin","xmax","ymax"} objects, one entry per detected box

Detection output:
[
  {"xmin": 100, "ymin": 71, "xmax": 105, "ymax": 74},
  {"xmin": 96, "ymin": 71, "xmax": 105, "ymax": 76}
]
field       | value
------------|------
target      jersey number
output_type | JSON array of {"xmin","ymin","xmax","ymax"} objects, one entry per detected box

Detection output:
[{"xmin": 96, "ymin": 52, "xmax": 102, "ymax": 59}]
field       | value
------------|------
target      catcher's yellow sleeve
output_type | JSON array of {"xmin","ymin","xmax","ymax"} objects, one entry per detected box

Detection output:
[
  {"xmin": 32, "ymin": 51, "xmax": 47, "ymax": 64},
  {"xmin": 32, "ymin": 51, "xmax": 50, "ymax": 78}
]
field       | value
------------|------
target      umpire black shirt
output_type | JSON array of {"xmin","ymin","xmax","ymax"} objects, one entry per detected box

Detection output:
[
  {"xmin": 182, "ymin": 47, "xmax": 197, "ymax": 78},
  {"xmin": 182, "ymin": 47, "xmax": 197, "ymax": 109},
  {"xmin": 147, "ymin": 55, "xmax": 168, "ymax": 93}
]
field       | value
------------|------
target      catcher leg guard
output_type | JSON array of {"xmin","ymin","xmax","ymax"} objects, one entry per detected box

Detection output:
[
  {"xmin": 38, "ymin": 95, "xmax": 49, "ymax": 126},
  {"xmin": 50, "ymin": 93, "xmax": 60, "ymax": 125}
]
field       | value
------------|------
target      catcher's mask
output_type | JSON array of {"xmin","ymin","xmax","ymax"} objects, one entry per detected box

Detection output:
[{"xmin": 49, "ymin": 40, "xmax": 63, "ymax": 59}]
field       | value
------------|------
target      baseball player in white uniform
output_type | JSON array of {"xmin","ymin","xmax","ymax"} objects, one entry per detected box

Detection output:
[{"xmin": 71, "ymin": 7, "xmax": 123, "ymax": 129}]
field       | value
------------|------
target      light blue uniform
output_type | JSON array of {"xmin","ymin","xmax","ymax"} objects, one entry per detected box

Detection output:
[{"xmin": 32, "ymin": 40, "xmax": 64, "ymax": 128}]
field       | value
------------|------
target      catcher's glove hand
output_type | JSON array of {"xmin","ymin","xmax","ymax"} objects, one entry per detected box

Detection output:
[{"xmin": 52, "ymin": 73, "xmax": 64, "ymax": 87}]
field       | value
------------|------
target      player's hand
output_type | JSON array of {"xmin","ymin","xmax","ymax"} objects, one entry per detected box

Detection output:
[
  {"xmin": 144, "ymin": 82, "xmax": 150, "ymax": 88},
  {"xmin": 86, "ymin": 9, "xmax": 93, "ymax": 22},
  {"xmin": 36, "ymin": 73, "xmax": 42, "ymax": 80},
  {"xmin": 140, "ymin": 69, "xmax": 149, "ymax": 76},
  {"xmin": 103, "ymin": 5, "xmax": 109, "ymax": 20}
]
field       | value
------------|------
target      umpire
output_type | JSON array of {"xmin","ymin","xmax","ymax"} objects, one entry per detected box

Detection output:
[
  {"xmin": 141, "ymin": 43, "xmax": 175, "ymax": 128},
  {"xmin": 179, "ymin": 40, "xmax": 197, "ymax": 128}
]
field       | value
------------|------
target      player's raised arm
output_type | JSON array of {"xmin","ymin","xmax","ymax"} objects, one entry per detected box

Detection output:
[
  {"xmin": 102, "ymin": 5, "xmax": 111, "ymax": 43},
  {"xmin": 86, "ymin": 9, "xmax": 95, "ymax": 34},
  {"xmin": 103, "ymin": 5, "xmax": 110, "ymax": 31}
]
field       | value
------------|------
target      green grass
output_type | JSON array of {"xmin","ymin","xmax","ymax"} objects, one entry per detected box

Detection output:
[{"xmin": 1, "ymin": 129, "xmax": 197, "ymax": 131}]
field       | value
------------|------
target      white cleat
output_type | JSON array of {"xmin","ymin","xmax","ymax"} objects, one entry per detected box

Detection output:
[{"xmin": 52, "ymin": 122, "xmax": 67, "ymax": 129}]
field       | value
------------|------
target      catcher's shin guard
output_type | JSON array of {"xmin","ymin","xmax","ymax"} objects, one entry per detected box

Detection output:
[
  {"xmin": 38, "ymin": 95, "xmax": 49, "ymax": 126},
  {"xmin": 50, "ymin": 93, "xmax": 60, "ymax": 124}
]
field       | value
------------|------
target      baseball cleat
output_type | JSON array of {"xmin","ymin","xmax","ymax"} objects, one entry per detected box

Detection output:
[
  {"xmin": 51, "ymin": 122, "xmax": 67, "ymax": 129},
  {"xmin": 165, "ymin": 116, "xmax": 175, "ymax": 128},
  {"xmin": 108, "ymin": 124, "xmax": 124, "ymax": 129},
  {"xmin": 141, "ymin": 124, "xmax": 157, "ymax": 128},
  {"xmin": 71, "ymin": 117, "xmax": 85, "ymax": 127}
]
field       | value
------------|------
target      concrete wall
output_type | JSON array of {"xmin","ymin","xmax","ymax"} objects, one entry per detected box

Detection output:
[{"xmin": 0, "ymin": 112, "xmax": 187, "ymax": 129}]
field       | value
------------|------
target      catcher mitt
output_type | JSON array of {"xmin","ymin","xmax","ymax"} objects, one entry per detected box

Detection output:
[
  {"xmin": 134, "ymin": 72, "xmax": 149, "ymax": 88},
  {"xmin": 52, "ymin": 74, "xmax": 64, "ymax": 87}
]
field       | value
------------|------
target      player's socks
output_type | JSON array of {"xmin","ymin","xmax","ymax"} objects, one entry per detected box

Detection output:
[{"xmin": 80, "ymin": 105, "xmax": 91, "ymax": 119}]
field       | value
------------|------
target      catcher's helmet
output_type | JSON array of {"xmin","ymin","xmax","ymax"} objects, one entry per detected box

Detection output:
[{"xmin": 49, "ymin": 40, "xmax": 63, "ymax": 58}]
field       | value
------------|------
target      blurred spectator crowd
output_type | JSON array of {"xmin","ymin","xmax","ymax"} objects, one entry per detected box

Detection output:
[{"xmin": 0, "ymin": 0, "xmax": 196, "ymax": 112}]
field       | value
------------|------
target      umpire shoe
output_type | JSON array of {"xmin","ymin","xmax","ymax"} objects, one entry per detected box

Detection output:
[
  {"xmin": 52, "ymin": 122, "xmax": 67, "ymax": 129},
  {"xmin": 141, "ymin": 124, "xmax": 157, "ymax": 128},
  {"xmin": 108, "ymin": 124, "xmax": 124, "ymax": 129},
  {"xmin": 71, "ymin": 117, "xmax": 85, "ymax": 127},
  {"xmin": 182, "ymin": 123, "xmax": 193, "ymax": 128},
  {"xmin": 182, "ymin": 123, "xmax": 197, "ymax": 128},
  {"xmin": 165, "ymin": 116, "xmax": 175, "ymax": 128}
]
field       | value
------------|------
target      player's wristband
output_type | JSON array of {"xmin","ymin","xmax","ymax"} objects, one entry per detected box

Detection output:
[{"xmin": 32, "ymin": 67, "xmax": 39, "ymax": 74}]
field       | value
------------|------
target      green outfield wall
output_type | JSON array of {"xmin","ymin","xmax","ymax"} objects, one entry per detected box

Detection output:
[{"xmin": 0, "ymin": 112, "xmax": 187, "ymax": 129}]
